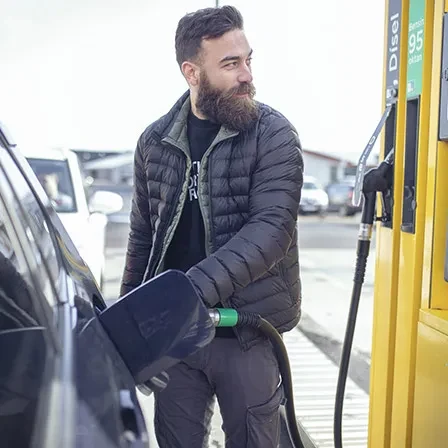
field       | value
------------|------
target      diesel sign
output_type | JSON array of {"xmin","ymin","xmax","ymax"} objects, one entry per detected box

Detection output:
[{"xmin": 386, "ymin": 0, "xmax": 402, "ymax": 103}]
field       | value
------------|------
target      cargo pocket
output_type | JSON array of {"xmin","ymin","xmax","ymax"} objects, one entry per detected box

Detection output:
[{"xmin": 246, "ymin": 383, "xmax": 284, "ymax": 447}]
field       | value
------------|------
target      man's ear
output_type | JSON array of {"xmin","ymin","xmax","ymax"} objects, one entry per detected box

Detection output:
[{"xmin": 181, "ymin": 61, "xmax": 200, "ymax": 87}]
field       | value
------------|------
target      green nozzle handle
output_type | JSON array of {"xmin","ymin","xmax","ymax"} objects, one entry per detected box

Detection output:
[{"xmin": 209, "ymin": 308, "xmax": 238, "ymax": 327}]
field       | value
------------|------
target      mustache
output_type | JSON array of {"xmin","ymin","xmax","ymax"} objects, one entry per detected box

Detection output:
[{"xmin": 226, "ymin": 82, "xmax": 256, "ymax": 97}]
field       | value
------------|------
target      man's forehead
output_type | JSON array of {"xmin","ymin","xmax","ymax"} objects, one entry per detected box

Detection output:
[{"xmin": 201, "ymin": 29, "xmax": 251, "ymax": 62}]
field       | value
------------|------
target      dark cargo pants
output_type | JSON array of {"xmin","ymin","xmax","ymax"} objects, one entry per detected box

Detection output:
[{"xmin": 154, "ymin": 336, "xmax": 283, "ymax": 448}]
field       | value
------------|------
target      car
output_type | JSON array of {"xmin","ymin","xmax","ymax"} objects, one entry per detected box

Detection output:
[
  {"xmin": 299, "ymin": 175, "xmax": 329, "ymax": 215},
  {"xmin": 0, "ymin": 124, "xmax": 151, "ymax": 447},
  {"xmin": 326, "ymin": 179, "xmax": 363, "ymax": 216},
  {"xmin": 22, "ymin": 147, "xmax": 123, "ymax": 291}
]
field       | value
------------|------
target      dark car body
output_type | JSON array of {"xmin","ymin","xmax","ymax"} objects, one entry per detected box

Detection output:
[
  {"xmin": 0, "ymin": 123, "xmax": 150, "ymax": 448},
  {"xmin": 326, "ymin": 180, "xmax": 363, "ymax": 216}
]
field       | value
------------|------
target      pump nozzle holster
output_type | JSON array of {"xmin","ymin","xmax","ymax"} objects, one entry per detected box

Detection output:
[{"xmin": 361, "ymin": 149, "xmax": 394, "ymax": 222}]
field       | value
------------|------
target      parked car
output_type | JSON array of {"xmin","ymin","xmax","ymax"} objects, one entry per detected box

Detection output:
[
  {"xmin": 299, "ymin": 175, "xmax": 329, "ymax": 215},
  {"xmin": 0, "ymin": 124, "xmax": 151, "ymax": 447},
  {"xmin": 326, "ymin": 179, "xmax": 363, "ymax": 216},
  {"xmin": 22, "ymin": 147, "xmax": 123, "ymax": 290}
]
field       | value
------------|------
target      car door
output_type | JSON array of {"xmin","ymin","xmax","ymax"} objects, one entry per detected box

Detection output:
[
  {"xmin": 0, "ymin": 144, "xmax": 73, "ymax": 448},
  {"xmin": 0, "ymin": 131, "xmax": 148, "ymax": 447}
]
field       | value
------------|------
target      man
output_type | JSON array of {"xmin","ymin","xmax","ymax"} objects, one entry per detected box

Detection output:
[
  {"xmin": 40, "ymin": 173, "xmax": 73, "ymax": 212},
  {"xmin": 120, "ymin": 5, "xmax": 304, "ymax": 447}
]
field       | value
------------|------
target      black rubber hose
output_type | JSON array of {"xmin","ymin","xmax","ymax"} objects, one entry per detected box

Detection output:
[
  {"xmin": 236, "ymin": 312, "xmax": 305, "ymax": 448},
  {"xmin": 333, "ymin": 191, "xmax": 376, "ymax": 448},
  {"xmin": 333, "ymin": 241, "xmax": 369, "ymax": 448}
]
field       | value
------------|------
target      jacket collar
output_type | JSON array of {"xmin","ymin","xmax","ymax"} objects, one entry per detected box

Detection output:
[{"xmin": 157, "ymin": 91, "xmax": 239, "ymax": 154}]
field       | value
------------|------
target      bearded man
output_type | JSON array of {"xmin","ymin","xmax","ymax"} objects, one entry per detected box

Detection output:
[{"xmin": 120, "ymin": 5, "xmax": 304, "ymax": 447}]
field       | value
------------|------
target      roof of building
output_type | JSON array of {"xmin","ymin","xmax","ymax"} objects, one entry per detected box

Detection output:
[
  {"xmin": 83, "ymin": 152, "xmax": 134, "ymax": 170},
  {"xmin": 302, "ymin": 148, "xmax": 350, "ymax": 164}
]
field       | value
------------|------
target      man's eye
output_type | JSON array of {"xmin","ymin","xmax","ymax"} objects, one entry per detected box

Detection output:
[
  {"xmin": 247, "ymin": 57, "xmax": 252, "ymax": 65},
  {"xmin": 225, "ymin": 62, "xmax": 238, "ymax": 68}
]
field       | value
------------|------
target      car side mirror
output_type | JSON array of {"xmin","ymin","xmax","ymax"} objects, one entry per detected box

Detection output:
[{"xmin": 88, "ymin": 190, "xmax": 123, "ymax": 215}]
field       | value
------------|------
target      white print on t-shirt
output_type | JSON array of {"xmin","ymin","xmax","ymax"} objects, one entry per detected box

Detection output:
[{"xmin": 188, "ymin": 161, "xmax": 201, "ymax": 201}]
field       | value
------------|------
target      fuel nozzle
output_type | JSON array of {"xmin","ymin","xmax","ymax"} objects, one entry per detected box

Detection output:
[
  {"xmin": 361, "ymin": 148, "xmax": 395, "ymax": 226},
  {"xmin": 362, "ymin": 148, "xmax": 394, "ymax": 194}
]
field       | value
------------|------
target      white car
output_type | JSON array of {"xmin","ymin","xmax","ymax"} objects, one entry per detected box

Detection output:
[
  {"xmin": 23, "ymin": 147, "xmax": 123, "ymax": 290},
  {"xmin": 299, "ymin": 175, "xmax": 329, "ymax": 215}
]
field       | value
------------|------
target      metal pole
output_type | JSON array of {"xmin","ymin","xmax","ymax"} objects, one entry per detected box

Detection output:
[{"xmin": 215, "ymin": 0, "xmax": 219, "ymax": 6}]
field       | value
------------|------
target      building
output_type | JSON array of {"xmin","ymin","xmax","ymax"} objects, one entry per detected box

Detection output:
[
  {"xmin": 71, "ymin": 149, "xmax": 134, "ymax": 185},
  {"xmin": 82, "ymin": 152, "xmax": 134, "ymax": 184},
  {"xmin": 302, "ymin": 149, "xmax": 354, "ymax": 187},
  {"xmin": 301, "ymin": 149, "xmax": 380, "ymax": 187}
]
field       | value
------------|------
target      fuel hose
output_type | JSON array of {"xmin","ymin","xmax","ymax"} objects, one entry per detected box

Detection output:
[
  {"xmin": 334, "ymin": 94, "xmax": 396, "ymax": 448},
  {"xmin": 333, "ymin": 191, "xmax": 376, "ymax": 448},
  {"xmin": 209, "ymin": 308, "xmax": 305, "ymax": 448}
]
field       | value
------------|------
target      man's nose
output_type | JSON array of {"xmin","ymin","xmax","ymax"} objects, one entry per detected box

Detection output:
[{"xmin": 237, "ymin": 64, "xmax": 253, "ymax": 84}]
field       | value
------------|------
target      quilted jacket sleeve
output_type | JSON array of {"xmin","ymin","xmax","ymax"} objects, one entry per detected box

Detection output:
[
  {"xmin": 186, "ymin": 114, "xmax": 304, "ymax": 307},
  {"xmin": 120, "ymin": 136, "xmax": 152, "ymax": 296}
]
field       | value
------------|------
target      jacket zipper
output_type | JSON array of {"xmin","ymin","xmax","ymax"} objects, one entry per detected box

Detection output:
[
  {"xmin": 154, "ymin": 145, "xmax": 191, "ymax": 276},
  {"xmin": 198, "ymin": 144, "xmax": 218, "ymax": 257},
  {"xmin": 198, "ymin": 131, "xmax": 238, "ymax": 257}
]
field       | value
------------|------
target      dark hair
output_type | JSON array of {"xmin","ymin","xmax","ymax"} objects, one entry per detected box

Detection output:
[{"xmin": 175, "ymin": 6, "xmax": 244, "ymax": 67}]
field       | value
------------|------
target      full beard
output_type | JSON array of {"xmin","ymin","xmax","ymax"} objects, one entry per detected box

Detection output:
[{"xmin": 196, "ymin": 73, "xmax": 258, "ymax": 132}]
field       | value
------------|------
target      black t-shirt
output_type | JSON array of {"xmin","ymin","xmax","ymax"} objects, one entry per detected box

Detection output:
[
  {"xmin": 164, "ymin": 111, "xmax": 219, "ymax": 273},
  {"xmin": 164, "ymin": 111, "xmax": 235, "ymax": 338}
]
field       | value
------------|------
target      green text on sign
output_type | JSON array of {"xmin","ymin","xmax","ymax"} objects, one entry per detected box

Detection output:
[{"xmin": 407, "ymin": 0, "xmax": 425, "ymax": 97}]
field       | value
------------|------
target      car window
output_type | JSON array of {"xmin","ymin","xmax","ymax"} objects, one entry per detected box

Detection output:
[
  {"xmin": 339, "ymin": 185, "xmax": 353, "ymax": 194},
  {"xmin": 303, "ymin": 182, "xmax": 318, "ymax": 190},
  {"xmin": 329, "ymin": 184, "xmax": 352, "ymax": 194},
  {"xmin": 0, "ymin": 153, "xmax": 67, "ymax": 308},
  {"xmin": 0, "ymin": 193, "xmax": 56, "ymax": 448},
  {"xmin": 27, "ymin": 158, "xmax": 77, "ymax": 213}
]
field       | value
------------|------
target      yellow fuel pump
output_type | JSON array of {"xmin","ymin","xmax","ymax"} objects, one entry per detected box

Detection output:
[{"xmin": 368, "ymin": 0, "xmax": 448, "ymax": 446}]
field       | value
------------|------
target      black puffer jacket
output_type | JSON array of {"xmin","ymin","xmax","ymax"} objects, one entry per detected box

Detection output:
[{"xmin": 120, "ymin": 92, "xmax": 304, "ymax": 349}]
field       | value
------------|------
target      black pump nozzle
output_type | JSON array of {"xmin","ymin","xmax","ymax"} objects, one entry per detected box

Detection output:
[
  {"xmin": 363, "ymin": 148, "xmax": 394, "ymax": 194},
  {"xmin": 362, "ymin": 148, "xmax": 395, "ymax": 224}
]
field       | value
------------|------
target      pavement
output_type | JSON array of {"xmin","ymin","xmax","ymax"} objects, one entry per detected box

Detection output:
[
  {"xmin": 297, "ymin": 215, "xmax": 375, "ymax": 357},
  {"xmin": 102, "ymin": 214, "xmax": 374, "ymax": 447}
]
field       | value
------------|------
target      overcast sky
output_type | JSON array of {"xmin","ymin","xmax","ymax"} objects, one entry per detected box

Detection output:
[{"xmin": 1, "ymin": 0, "xmax": 385, "ymax": 162}]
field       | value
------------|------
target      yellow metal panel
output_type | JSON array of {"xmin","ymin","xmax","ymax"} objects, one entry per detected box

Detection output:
[
  {"xmin": 420, "ymin": 309, "xmax": 448, "ymax": 335},
  {"xmin": 369, "ymin": 231, "xmax": 400, "ymax": 448},
  {"xmin": 390, "ymin": 0, "xmax": 436, "ymax": 446},
  {"xmin": 368, "ymin": 0, "xmax": 408, "ymax": 446},
  {"xmin": 422, "ymin": 0, "xmax": 447, "ymax": 310},
  {"xmin": 430, "ymin": 139, "xmax": 448, "ymax": 308},
  {"xmin": 411, "ymin": 322, "xmax": 448, "ymax": 447},
  {"xmin": 421, "ymin": 0, "xmax": 441, "ymax": 310}
]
